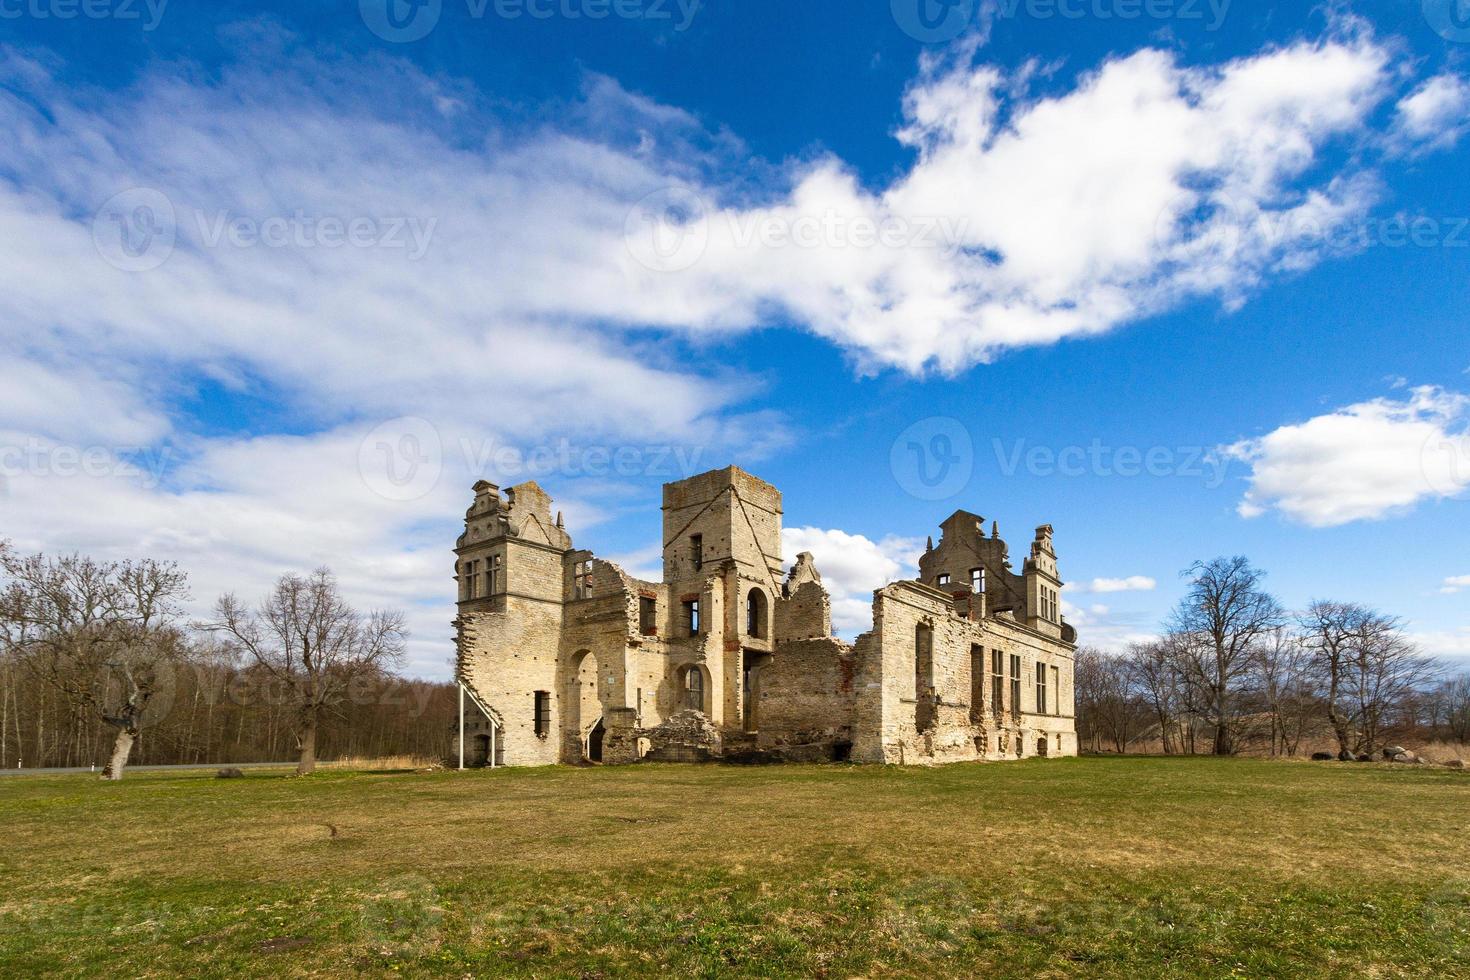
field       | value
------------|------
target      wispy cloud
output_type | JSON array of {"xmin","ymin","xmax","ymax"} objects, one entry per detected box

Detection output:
[
  {"xmin": 1441, "ymin": 575, "xmax": 1470, "ymax": 596},
  {"xmin": 1068, "ymin": 575, "xmax": 1157, "ymax": 594}
]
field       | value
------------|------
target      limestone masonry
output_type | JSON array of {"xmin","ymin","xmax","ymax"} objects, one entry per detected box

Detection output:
[{"xmin": 453, "ymin": 467, "xmax": 1077, "ymax": 766}]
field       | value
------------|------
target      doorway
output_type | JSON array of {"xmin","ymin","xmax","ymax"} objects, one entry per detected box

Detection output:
[{"xmin": 587, "ymin": 718, "xmax": 605, "ymax": 763}]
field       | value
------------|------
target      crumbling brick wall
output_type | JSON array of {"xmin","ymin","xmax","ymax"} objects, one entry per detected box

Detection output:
[{"xmin": 754, "ymin": 638, "xmax": 856, "ymax": 753}]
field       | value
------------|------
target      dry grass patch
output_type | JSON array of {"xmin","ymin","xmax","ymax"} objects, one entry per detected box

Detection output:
[{"xmin": 2, "ymin": 756, "xmax": 1468, "ymax": 977}]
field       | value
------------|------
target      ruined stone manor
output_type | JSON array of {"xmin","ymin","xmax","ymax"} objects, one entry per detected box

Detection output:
[{"xmin": 452, "ymin": 467, "xmax": 1078, "ymax": 767}]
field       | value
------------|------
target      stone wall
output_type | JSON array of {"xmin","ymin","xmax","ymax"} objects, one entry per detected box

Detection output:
[
  {"xmin": 775, "ymin": 579, "xmax": 831, "ymax": 642},
  {"xmin": 755, "ymin": 638, "xmax": 857, "ymax": 751}
]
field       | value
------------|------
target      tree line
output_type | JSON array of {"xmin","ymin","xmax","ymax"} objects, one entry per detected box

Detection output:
[
  {"xmin": 0, "ymin": 542, "xmax": 458, "ymax": 779},
  {"xmin": 1075, "ymin": 556, "xmax": 1469, "ymax": 757}
]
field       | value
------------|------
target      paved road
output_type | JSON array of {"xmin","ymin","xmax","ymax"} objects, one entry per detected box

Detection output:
[{"xmin": 0, "ymin": 761, "xmax": 297, "ymax": 777}]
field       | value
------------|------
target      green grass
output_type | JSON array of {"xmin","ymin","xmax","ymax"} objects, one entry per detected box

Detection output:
[{"xmin": 2, "ymin": 756, "xmax": 1468, "ymax": 978}]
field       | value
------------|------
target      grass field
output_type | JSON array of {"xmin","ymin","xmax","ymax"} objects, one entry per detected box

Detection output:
[{"xmin": 3, "ymin": 757, "xmax": 1469, "ymax": 978}]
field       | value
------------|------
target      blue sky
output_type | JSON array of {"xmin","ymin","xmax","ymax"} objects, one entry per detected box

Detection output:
[{"xmin": 1, "ymin": 0, "xmax": 1468, "ymax": 675}]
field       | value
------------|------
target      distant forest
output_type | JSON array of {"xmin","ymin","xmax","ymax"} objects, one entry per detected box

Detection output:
[
  {"xmin": 0, "ymin": 656, "xmax": 458, "ymax": 770},
  {"xmin": 0, "ymin": 541, "xmax": 457, "ymax": 773}
]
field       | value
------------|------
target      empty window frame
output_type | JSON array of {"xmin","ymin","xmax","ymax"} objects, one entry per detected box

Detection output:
[
  {"xmin": 533, "ymin": 691, "xmax": 551, "ymax": 737},
  {"xmin": 639, "ymin": 595, "xmax": 657, "ymax": 635},
  {"xmin": 573, "ymin": 559, "xmax": 593, "ymax": 599},
  {"xmin": 970, "ymin": 645, "xmax": 985, "ymax": 722},
  {"xmin": 991, "ymin": 649, "xmax": 1004, "ymax": 717},
  {"xmin": 683, "ymin": 666, "xmax": 705, "ymax": 711},
  {"xmin": 683, "ymin": 598, "xmax": 701, "ymax": 636},
  {"xmin": 689, "ymin": 535, "xmax": 703, "ymax": 573},
  {"xmin": 465, "ymin": 560, "xmax": 480, "ymax": 599},
  {"xmin": 1010, "ymin": 654, "xmax": 1021, "ymax": 716},
  {"xmin": 746, "ymin": 588, "xmax": 767, "ymax": 638}
]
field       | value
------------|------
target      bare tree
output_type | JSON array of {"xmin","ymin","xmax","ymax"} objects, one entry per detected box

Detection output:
[
  {"xmin": 1167, "ymin": 557, "xmax": 1284, "ymax": 755},
  {"xmin": 1298, "ymin": 601, "xmax": 1437, "ymax": 757},
  {"xmin": 1350, "ymin": 613, "xmax": 1435, "ymax": 755},
  {"xmin": 1074, "ymin": 647, "xmax": 1149, "ymax": 753},
  {"xmin": 1126, "ymin": 640, "xmax": 1186, "ymax": 754},
  {"xmin": 207, "ymin": 568, "xmax": 406, "ymax": 775},
  {"xmin": 1430, "ymin": 675, "xmax": 1470, "ymax": 743},
  {"xmin": 1072, "ymin": 646, "xmax": 1107, "ymax": 752},
  {"xmin": 0, "ymin": 548, "xmax": 188, "ymax": 779},
  {"xmin": 1253, "ymin": 626, "xmax": 1317, "ymax": 757},
  {"xmin": 1298, "ymin": 601, "xmax": 1365, "ymax": 759}
]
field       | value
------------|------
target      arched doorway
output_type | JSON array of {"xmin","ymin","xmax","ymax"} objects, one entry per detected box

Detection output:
[
  {"xmin": 587, "ymin": 718, "xmax": 605, "ymax": 763},
  {"xmin": 566, "ymin": 649, "xmax": 602, "ymax": 763}
]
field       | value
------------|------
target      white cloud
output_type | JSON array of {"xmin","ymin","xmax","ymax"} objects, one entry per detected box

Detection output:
[
  {"xmin": 1226, "ymin": 386, "xmax": 1470, "ymax": 527},
  {"xmin": 780, "ymin": 527, "xmax": 921, "ymax": 636},
  {"xmin": 1059, "ymin": 597, "xmax": 1160, "ymax": 652},
  {"xmin": 0, "ymin": 26, "xmax": 1437, "ymax": 393},
  {"xmin": 0, "ymin": 45, "xmax": 783, "ymax": 676},
  {"xmin": 615, "ymin": 30, "xmax": 1408, "ymax": 374},
  {"xmin": 1069, "ymin": 575, "xmax": 1157, "ymax": 594},
  {"xmin": 1441, "ymin": 575, "xmax": 1470, "ymax": 596},
  {"xmin": 1412, "ymin": 628, "xmax": 1470, "ymax": 667},
  {"xmin": 1394, "ymin": 74, "xmax": 1470, "ymax": 150}
]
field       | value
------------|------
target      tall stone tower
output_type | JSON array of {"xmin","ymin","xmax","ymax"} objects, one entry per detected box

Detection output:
[{"xmin": 660, "ymin": 467, "xmax": 785, "ymax": 729}]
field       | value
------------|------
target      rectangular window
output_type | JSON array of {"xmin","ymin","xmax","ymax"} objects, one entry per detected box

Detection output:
[
  {"xmin": 970, "ymin": 645, "xmax": 984, "ymax": 722},
  {"xmin": 1052, "ymin": 665, "xmax": 1061, "ymax": 714},
  {"xmin": 1010, "ymin": 654, "xmax": 1021, "ymax": 716},
  {"xmin": 991, "ymin": 649, "xmax": 1003, "ymax": 717},
  {"xmin": 683, "ymin": 598, "xmax": 700, "ymax": 635},
  {"xmin": 690, "ymin": 535, "xmax": 703, "ymax": 573},
  {"xmin": 1037, "ymin": 660, "xmax": 1048, "ymax": 715},
  {"xmin": 639, "ymin": 595, "xmax": 657, "ymax": 635},
  {"xmin": 533, "ymin": 691, "xmax": 551, "ymax": 738},
  {"xmin": 971, "ymin": 567, "xmax": 985, "ymax": 593},
  {"xmin": 488, "ymin": 554, "xmax": 503, "ymax": 596},
  {"xmin": 937, "ymin": 573, "xmax": 950, "ymax": 586},
  {"xmin": 573, "ymin": 559, "xmax": 593, "ymax": 599},
  {"xmin": 466, "ymin": 560, "xmax": 480, "ymax": 599}
]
